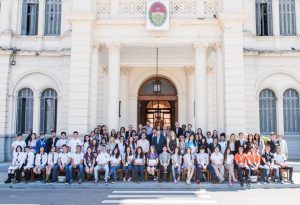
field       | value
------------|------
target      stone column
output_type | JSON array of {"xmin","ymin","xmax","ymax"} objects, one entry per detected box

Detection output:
[
  {"xmin": 67, "ymin": 0, "xmax": 95, "ymax": 134},
  {"xmin": 0, "ymin": 54, "xmax": 11, "ymax": 162},
  {"xmin": 89, "ymin": 44, "xmax": 100, "ymax": 130},
  {"xmin": 277, "ymin": 96, "xmax": 284, "ymax": 134},
  {"xmin": 215, "ymin": 43, "xmax": 225, "ymax": 132},
  {"xmin": 61, "ymin": 0, "xmax": 72, "ymax": 35},
  {"xmin": 106, "ymin": 42, "xmax": 121, "ymax": 131},
  {"xmin": 273, "ymin": 0, "xmax": 280, "ymax": 36},
  {"xmin": 219, "ymin": 0, "xmax": 247, "ymax": 133},
  {"xmin": 194, "ymin": 42, "xmax": 207, "ymax": 131},
  {"xmin": 0, "ymin": 0, "xmax": 13, "ymax": 33},
  {"xmin": 185, "ymin": 66, "xmax": 195, "ymax": 128},
  {"xmin": 120, "ymin": 67, "xmax": 129, "ymax": 128},
  {"xmin": 38, "ymin": 0, "xmax": 46, "ymax": 36},
  {"xmin": 296, "ymin": 0, "xmax": 300, "ymax": 36},
  {"xmin": 32, "ymin": 96, "xmax": 40, "ymax": 134}
]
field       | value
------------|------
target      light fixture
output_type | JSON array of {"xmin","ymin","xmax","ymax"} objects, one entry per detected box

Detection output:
[
  {"xmin": 10, "ymin": 49, "xmax": 17, "ymax": 66},
  {"xmin": 153, "ymin": 47, "xmax": 162, "ymax": 94}
]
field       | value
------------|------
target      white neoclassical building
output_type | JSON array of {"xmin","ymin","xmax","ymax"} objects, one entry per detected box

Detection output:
[{"xmin": 0, "ymin": 0, "xmax": 300, "ymax": 161}]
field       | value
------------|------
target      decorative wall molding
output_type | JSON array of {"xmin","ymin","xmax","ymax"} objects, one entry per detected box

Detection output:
[{"xmin": 96, "ymin": 0, "xmax": 218, "ymax": 19}]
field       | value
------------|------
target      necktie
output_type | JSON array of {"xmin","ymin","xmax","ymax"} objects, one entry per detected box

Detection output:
[
  {"xmin": 52, "ymin": 154, "xmax": 54, "ymax": 164},
  {"xmin": 40, "ymin": 154, "xmax": 43, "ymax": 165},
  {"xmin": 25, "ymin": 153, "xmax": 28, "ymax": 165}
]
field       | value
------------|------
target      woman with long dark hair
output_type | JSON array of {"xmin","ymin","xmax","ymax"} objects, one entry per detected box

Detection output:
[
  {"xmin": 109, "ymin": 147, "xmax": 121, "ymax": 183},
  {"xmin": 122, "ymin": 146, "xmax": 134, "ymax": 182},
  {"xmin": 134, "ymin": 147, "xmax": 145, "ymax": 183}
]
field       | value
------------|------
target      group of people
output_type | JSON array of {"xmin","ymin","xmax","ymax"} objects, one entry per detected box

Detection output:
[{"xmin": 5, "ymin": 121, "xmax": 294, "ymax": 187}]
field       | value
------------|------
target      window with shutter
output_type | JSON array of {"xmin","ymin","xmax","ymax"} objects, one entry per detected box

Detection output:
[
  {"xmin": 256, "ymin": 0, "xmax": 273, "ymax": 36},
  {"xmin": 45, "ymin": 0, "xmax": 61, "ymax": 36},
  {"xmin": 21, "ymin": 0, "xmax": 39, "ymax": 36},
  {"xmin": 259, "ymin": 89, "xmax": 277, "ymax": 135},
  {"xmin": 40, "ymin": 89, "xmax": 58, "ymax": 134},
  {"xmin": 283, "ymin": 89, "xmax": 300, "ymax": 135},
  {"xmin": 17, "ymin": 88, "xmax": 34, "ymax": 134},
  {"xmin": 279, "ymin": 0, "xmax": 296, "ymax": 35}
]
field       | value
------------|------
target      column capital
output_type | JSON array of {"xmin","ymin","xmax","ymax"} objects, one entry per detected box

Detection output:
[
  {"xmin": 184, "ymin": 66, "xmax": 194, "ymax": 75},
  {"xmin": 213, "ymin": 41, "xmax": 223, "ymax": 52},
  {"xmin": 121, "ymin": 67, "xmax": 130, "ymax": 76},
  {"xmin": 194, "ymin": 42, "xmax": 208, "ymax": 51},
  {"xmin": 106, "ymin": 41, "xmax": 121, "ymax": 50}
]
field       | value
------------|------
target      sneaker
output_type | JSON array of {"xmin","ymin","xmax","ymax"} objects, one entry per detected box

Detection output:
[
  {"xmin": 263, "ymin": 181, "xmax": 267, "ymax": 185},
  {"xmin": 246, "ymin": 181, "xmax": 250, "ymax": 187},
  {"xmin": 196, "ymin": 180, "xmax": 200, "ymax": 185},
  {"xmin": 233, "ymin": 178, "xmax": 238, "ymax": 183},
  {"xmin": 266, "ymin": 179, "xmax": 271, "ymax": 184},
  {"xmin": 78, "ymin": 179, "xmax": 82, "ymax": 184},
  {"xmin": 105, "ymin": 180, "xmax": 108, "ymax": 185},
  {"xmin": 127, "ymin": 177, "xmax": 131, "ymax": 182},
  {"xmin": 174, "ymin": 179, "xmax": 177, "ymax": 183},
  {"xmin": 111, "ymin": 181, "xmax": 115, "ymax": 184},
  {"xmin": 228, "ymin": 181, "xmax": 233, "ymax": 186},
  {"xmin": 69, "ymin": 180, "xmax": 72, "ymax": 184},
  {"xmin": 123, "ymin": 178, "xmax": 126, "ymax": 182},
  {"xmin": 290, "ymin": 180, "xmax": 294, "ymax": 184},
  {"xmin": 154, "ymin": 176, "xmax": 157, "ymax": 181},
  {"xmin": 94, "ymin": 179, "xmax": 98, "ymax": 183},
  {"xmin": 240, "ymin": 181, "xmax": 244, "ymax": 187}
]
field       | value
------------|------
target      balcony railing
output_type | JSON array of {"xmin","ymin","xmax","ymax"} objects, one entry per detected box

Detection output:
[{"xmin": 96, "ymin": 0, "xmax": 219, "ymax": 19}]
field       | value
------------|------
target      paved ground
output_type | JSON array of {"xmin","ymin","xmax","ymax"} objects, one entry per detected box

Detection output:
[
  {"xmin": 0, "ymin": 188, "xmax": 299, "ymax": 205},
  {"xmin": 0, "ymin": 162, "xmax": 299, "ymax": 205}
]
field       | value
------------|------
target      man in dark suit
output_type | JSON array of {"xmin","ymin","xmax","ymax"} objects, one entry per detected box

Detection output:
[
  {"xmin": 151, "ymin": 130, "xmax": 167, "ymax": 155},
  {"xmin": 125, "ymin": 125, "xmax": 134, "ymax": 140},
  {"xmin": 173, "ymin": 122, "xmax": 183, "ymax": 137},
  {"xmin": 235, "ymin": 132, "xmax": 248, "ymax": 153},
  {"xmin": 46, "ymin": 130, "xmax": 59, "ymax": 153}
]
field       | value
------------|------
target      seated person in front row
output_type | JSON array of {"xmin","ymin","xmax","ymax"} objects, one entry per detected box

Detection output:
[
  {"xmin": 159, "ymin": 145, "xmax": 171, "ymax": 182},
  {"xmin": 134, "ymin": 147, "xmax": 145, "ymax": 183},
  {"xmin": 171, "ymin": 147, "xmax": 182, "ymax": 183},
  {"xmin": 147, "ymin": 145, "xmax": 159, "ymax": 181},
  {"xmin": 58, "ymin": 144, "xmax": 72, "ymax": 183},
  {"xmin": 94, "ymin": 145, "xmax": 110, "ymax": 184},
  {"xmin": 68, "ymin": 145, "xmax": 84, "ymax": 184},
  {"xmin": 183, "ymin": 147, "xmax": 195, "ymax": 185},
  {"xmin": 211, "ymin": 146, "xmax": 225, "ymax": 183},
  {"xmin": 122, "ymin": 146, "xmax": 134, "ymax": 182},
  {"xmin": 45, "ymin": 146, "xmax": 59, "ymax": 182},
  {"xmin": 247, "ymin": 146, "xmax": 261, "ymax": 181},
  {"xmin": 234, "ymin": 146, "xmax": 250, "ymax": 187},
  {"xmin": 196, "ymin": 145, "xmax": 209, "ymax": 185},
  {"xmin": 84, "ymin": 147, "xmax": 96, "ymax": 181},
  {"xmin": 224, "ymin": 147, "xmax": 238, "ymax": 186},
  {"xmin": 5, "ymin": 146, "xmax": 24, "ymax": 183},
  {"xmin": 33, "ymin": 146, "xmax": 48, "ymax": 181},
  {"xmin": 261, "ymin": 144, "xmax": 281, "ymax": 184},
  {"xmin": 22, "ymin": 146, "xmax": 35, "ymax": 182},
  {"xmin": 274, "ymin": 146, "xmax": 294, "ymax": 183},
  {"xmin": 109, "ymin": 147, "xmax": 122, "ymax": 184}
]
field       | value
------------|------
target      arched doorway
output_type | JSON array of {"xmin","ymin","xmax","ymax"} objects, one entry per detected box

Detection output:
[{"xmin": 138, "ymin": 77, "xmax": 178, "ymax": 129}]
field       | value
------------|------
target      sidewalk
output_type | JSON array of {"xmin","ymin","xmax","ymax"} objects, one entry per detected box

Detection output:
[{"xmin": 0, "ymin": 162, "xmax": 299, "ymax": 190}]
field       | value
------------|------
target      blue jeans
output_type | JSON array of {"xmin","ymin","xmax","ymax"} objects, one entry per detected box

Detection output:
[
  {"xmin": 52, "ymin": 164, "xmax": 59, "ymax": 181},
  {"xmin": 235, "ymin": 164, "xmax": 250, "ymax": 181},
  {"xmin": 64, "ymin": 165, "xmax": 70, "ymax": 182},
  {"xmin": 134, "ymin": 165, "xmax": 144, "ymax": 181},
  {"xmin": 109, "ymin": 165, "xmax": 121, "ymax": 181},
  {"xmin": 122, "ymin": 165, "xmax": 133, "ymax": 178},
  {"xmin": 68, "ymin": 164, "xmax": 84, "ymax": 181},
  {"xmin": 207, "ymin": 164, "xmax": 217, "ymax": 180}
]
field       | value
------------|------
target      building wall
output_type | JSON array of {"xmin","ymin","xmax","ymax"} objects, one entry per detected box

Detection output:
[{"xmin": 0, "ymin": 0, "xmax": 299, "ymax": 160}]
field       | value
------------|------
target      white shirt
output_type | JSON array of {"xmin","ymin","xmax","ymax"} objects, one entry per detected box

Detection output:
[
  {"xmin": 11, "ymin": 152, "xmax": 25, "ymax": 168},
  {"xmin": 67, "ymin": 138, "xmax": 83, "ymax": 153},
  {"xmin": 207, "ymin": 137, "xmax": 213, "ymax": 144},
  {"xmin": 225, "ymin": 154, "xmax": 234, "ymax": 165},
  {"xmin": 83, "ymin": 141, "xmax": 90, "ymax": 154},
  {"xmin": 137, "ymin": 139, "xmax": 150, "ymax": 153},
  {"xmin": 21, "ymin": 152, "xmax": 35, "ymax": 168},
  {"xmin": 211, "ymin": 152, "xmax": 224, "ymax": 165},
  {"xmin": 123, "ymin": 155, "xmax": 135, "ymax": 165},
  {"xmin": 219, "ymin": 141, "xmax": 227, "ymax": 154},
  {"xmin": 56, "ymin": 139, "xmax": 68, "ymax": 152},
  {"xmin": 72, "ymin": 153, "xmax": 84, "ymax": 165},
  {"xmin": 183, "ymin": 153, "xmax": 194, "ymax": 165},
  {"xmin": 35, "ymin": 153, "xmax": 48, "ymax": 166},
  {"xmin": 196, "ymin": 152, "xmax": 209, "ymax": 166},
  {"xmin": 47, "ymin": 152, "xmax": 59, "ymax": 165},
  {"xmin": 274, "ymin": 153, "xmax": 287, "ymax": 165},
  {"xmin": 58, "ymin": 152, "xmax": 72, "ymax": 165},
  {"xmin": 110, "ymin": 155, "xmax": 121, "ymax": 166},
  {"xmin": 278, "ymin": 139, "xmax": 288, "ymax": 156},
  {"xmin": 96, "ymin": 152, "xmax": 110, "ymax": 165},
  {"xmin": 11, "ymin": 140, "xmax": 26, "ymax": 153}
]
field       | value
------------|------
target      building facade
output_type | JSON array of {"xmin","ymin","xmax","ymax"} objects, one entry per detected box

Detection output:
[{"xmin": 0, "ymin": 0, "xmax": 299, "ymax": 161}]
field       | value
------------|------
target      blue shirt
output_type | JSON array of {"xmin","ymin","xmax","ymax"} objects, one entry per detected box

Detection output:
[{"xmin": 36, "ymin": 139, "xmax": 47, "ymax": 154}]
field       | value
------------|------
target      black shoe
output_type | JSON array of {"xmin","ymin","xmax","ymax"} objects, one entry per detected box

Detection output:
[
  {"xmin": 246, "ymin": 181, "xmax": 250, "ymax": 187},
  {"xmin": 240, "ymin": 181, "xmax": 244, "ymax": 187},
  {"xmin": 4, "ymin": 179, "xmax": 11, "ymax": 184}
]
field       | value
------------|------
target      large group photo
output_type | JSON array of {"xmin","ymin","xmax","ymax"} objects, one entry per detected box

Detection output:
[{"xmin": 5, "ymin": 121, "xmax": 294, "ymax": 187}]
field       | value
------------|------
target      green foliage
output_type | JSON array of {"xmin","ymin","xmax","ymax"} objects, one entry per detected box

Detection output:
[{"xmin": 261, "ymin": 135, "xmax": 270, "ymax": 144}]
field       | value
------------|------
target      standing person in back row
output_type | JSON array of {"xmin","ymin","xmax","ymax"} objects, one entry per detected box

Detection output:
[
  {"xmin": 144, "ymin": 120, "xmax": 153, "ymax": 135},
  {"xmin": 174, "ymin": 122, "xmax": 183, "ymax": 137},
  {"xmin": 68, "ymin": 131, "xmax": 83, "ymax": 153},
  {"xmin": 46, "ymin": 131, "xmax": 59, "ymax": 153}
]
